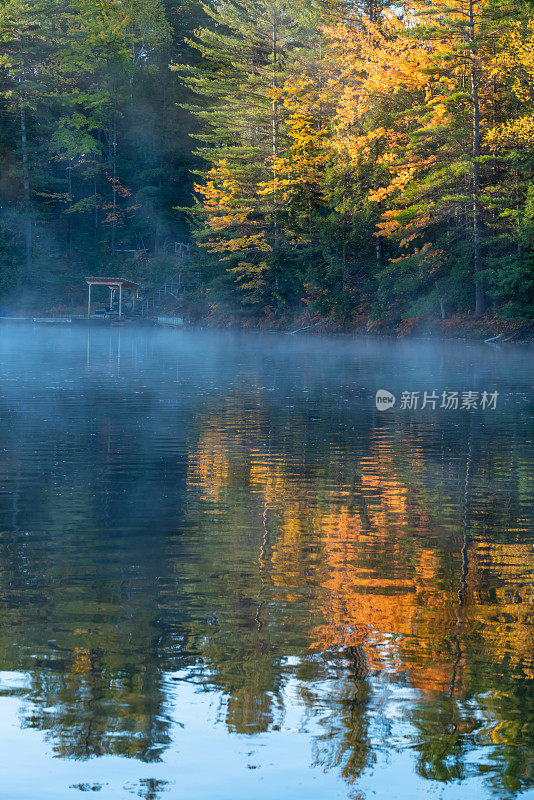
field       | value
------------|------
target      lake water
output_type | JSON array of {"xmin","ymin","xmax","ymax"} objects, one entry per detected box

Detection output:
[{"xmin": 0, "ymin": 327, "xmax": 532, "ymax": 799}]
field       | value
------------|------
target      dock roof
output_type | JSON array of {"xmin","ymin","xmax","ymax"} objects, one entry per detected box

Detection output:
[{"xmin": 85, "ymin": 276, "xmax": 139, "ymax": 290}]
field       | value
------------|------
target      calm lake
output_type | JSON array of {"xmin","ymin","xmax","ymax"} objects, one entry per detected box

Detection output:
[{"xmin": 0, "ymin": 327, "xmax": 533, "ymax": 799}]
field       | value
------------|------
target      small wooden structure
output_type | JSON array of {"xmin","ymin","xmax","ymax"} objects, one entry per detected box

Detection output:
[{"xmin": 85, "ymin": 276, "xmax": 139, "ymax": 320}]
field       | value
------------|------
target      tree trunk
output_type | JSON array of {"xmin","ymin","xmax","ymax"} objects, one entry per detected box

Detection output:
[
  {"xmin": 469, "ymin": 0, "xmax": 485, "ymax": 315},
  {"xmin": 68, "ymin": 160, "xmax": 73, "ymax": 257},
  {"xmin": 437, "ymin": 286, "xmax": 446, "ymax": 320},
  {"xmin": 20, "ymin": 103, "xmax": 32, "ymax": 273},
  {"xmin": 271, "ymin": 19, "xmax": 279, "ymax": 253},
  {"xmin": 94, "ymin": 179, "xmax": 98, "ymax": 237},
  {"xmin": 112, "ymin": 116, "xmax": 117, "ymax": 253},
  {"xmin": 375, "ymin": 235, "xmax": 383, "ymax": 272}
]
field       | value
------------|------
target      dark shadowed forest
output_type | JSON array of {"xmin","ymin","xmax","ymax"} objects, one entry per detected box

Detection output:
[{"xmin": 1, "ymin": 0, "xmax": 533, "ymax": 328}]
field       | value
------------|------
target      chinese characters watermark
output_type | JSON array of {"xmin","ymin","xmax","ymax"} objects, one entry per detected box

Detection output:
[{"xmin": 375, "ymin": 389, "xmax": 499, "ymax": 411}]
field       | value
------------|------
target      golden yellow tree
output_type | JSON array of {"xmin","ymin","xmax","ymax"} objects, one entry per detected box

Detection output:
[{"xmin": 324, "ymin": 0, "xmax": 500, "ymax": 315}]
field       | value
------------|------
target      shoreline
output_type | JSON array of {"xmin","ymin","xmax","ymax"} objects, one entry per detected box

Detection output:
[
  {"xmin": 4, "ymin": 307, "xmax": 533, "ymax": 343},
  {"xmin": 187, "ymin": 309, "xmax": 534, "ymax": 343}
]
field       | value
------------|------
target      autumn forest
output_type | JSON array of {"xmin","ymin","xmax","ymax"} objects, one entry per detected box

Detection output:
[{"xmin": 1, "ymin": 0, "xmax": 534, "ymax": 324}]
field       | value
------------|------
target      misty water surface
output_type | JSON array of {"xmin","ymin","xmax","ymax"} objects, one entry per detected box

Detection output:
[{"xmin": 0, "ymin": 327, "xmax": 533, "ymax": 800}]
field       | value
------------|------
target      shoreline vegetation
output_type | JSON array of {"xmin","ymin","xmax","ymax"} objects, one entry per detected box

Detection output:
[
  {"xmin": 0, "ymin": 0, "xmax": 533, "ymax": 327},
  {"xmin": 8, "ymin": 298, "xmax": 534, "ymax": 342},
  {"xmin": 189, "ymin": 309, "xmax": 534, "ymax": 340}
]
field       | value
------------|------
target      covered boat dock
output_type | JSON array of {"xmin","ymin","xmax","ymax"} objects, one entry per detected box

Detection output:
[{"xmin": 85, "ymin": 276, "xmax": 139, "ymax": 320}]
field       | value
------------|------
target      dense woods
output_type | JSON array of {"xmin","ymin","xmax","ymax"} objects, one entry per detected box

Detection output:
[
  {"xmin": 0, "ymin": 0, "xmax": 201, "ymax": 301},
  {"xmin": 1, "ymin": 0, "xmax": 533, "ymax": 323}
]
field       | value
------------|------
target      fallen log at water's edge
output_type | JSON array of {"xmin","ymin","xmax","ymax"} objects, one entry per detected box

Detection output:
[{"xmin": 286, "ymin": 320, "xmax": 327, "ymax": 336}]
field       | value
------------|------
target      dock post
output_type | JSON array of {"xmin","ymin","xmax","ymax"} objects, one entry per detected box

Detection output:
[
  {"xmin": 119, "ymin": 283, "xmax": 122, "ymax": 320},
  {"xmin": 87, "ymin": 283, "xmax": 91, "ymax": 318}
]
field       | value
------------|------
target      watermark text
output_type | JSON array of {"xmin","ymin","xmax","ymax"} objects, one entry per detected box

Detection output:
[{"xmin": 375, "ymin": 389, "xmax": 499, "ymax": 411}]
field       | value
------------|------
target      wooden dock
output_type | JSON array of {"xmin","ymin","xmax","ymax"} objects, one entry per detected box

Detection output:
[
  {"xmin": 0, "ymin": 315, "xmax": 154, "ymax": 326},
  {"xmin": 157, "ymin": 316, "xmax": 183, "ymax": 327}
]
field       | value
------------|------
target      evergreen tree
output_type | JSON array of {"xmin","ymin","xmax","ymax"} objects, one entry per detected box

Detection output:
[{"xmin": 177, "ymin": 0, "xmax": 331, "ymax": 309}]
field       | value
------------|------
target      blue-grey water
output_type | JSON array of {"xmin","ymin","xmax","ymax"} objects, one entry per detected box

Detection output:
[{"xmin": 0, "ymin": 327, "xmax": 532, "ymax": 799}]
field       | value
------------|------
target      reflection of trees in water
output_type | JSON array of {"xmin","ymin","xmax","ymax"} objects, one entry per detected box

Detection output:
[
  {"xmin": 0, "ymin": 374, "xmax": 193, "ymax": 762},
  {"xmin": 185, "ymin": 398, "xmax": 534, "ymax": 792},
  {"xmin": 22, "ymin": 660, "xmax": 170, "ymax": 761},
  {"xmin": 0, "ymin": 378, "xmax": 532, "ymax": 792},
  {"xmin": 409, "ymin": 417, "xmax": 534, "ymax": 794},
  {"xmin": 0, "ymin": 519, "xmax": 177, "ymax": 761},
  {"xmin": 304, "ymin": 653, "xmax": 374, "ymax": 787}
]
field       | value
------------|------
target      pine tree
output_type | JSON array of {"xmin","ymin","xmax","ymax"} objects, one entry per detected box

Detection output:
[
  {"xmin": 0, "ymin": 0, "xmax": 70, "ymax": 273},
  {"xmin": 176, "ymin": 0, "xmax": 330, "ymax": 308}
]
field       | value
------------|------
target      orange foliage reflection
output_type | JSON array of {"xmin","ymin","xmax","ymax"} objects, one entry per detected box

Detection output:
[{"xmin": 187, "ymin": 403, "xmax": 534, "ymax": 701}]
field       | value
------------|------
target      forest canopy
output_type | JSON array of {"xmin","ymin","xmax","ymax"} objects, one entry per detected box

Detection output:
[{"xmin": 0, "ymin": 0, "xmax": 533, "ymax": 324}]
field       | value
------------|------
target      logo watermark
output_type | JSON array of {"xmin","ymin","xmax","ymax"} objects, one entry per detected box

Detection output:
[
  {"xmin": 375, "ymin": 389, "xmax": 396, "ymax": 410},
  {"xmin": 375, "ymin": 389, "xmax": 498, "ymax": 411}
]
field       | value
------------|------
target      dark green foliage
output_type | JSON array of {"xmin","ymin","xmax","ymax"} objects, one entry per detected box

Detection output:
[{"xmin": 0, "ymin": 0, "xmax": 203, "ymax": 303}]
